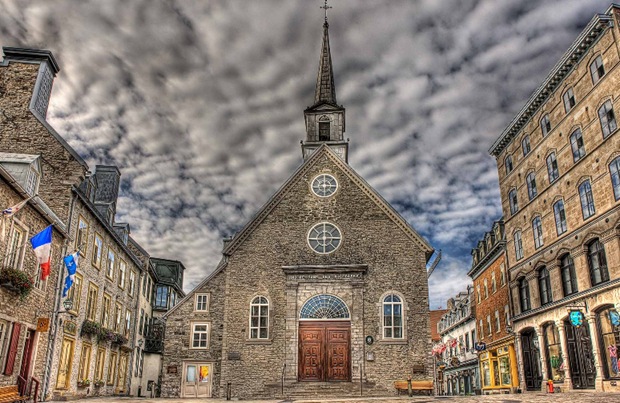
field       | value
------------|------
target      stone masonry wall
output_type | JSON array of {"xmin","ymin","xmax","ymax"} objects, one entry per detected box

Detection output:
[
  {"xmin": 473, "ymin": 253, "xmax": 510, "ymax": 344},
  {"xmin": 0, "ymin": 61, "xmax": 86, "ymax": 223}
]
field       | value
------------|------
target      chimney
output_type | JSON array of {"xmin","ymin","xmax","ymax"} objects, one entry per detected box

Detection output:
[{"xmin": 2, "ymin": 47, "xmax": 60, "ymax": 119}]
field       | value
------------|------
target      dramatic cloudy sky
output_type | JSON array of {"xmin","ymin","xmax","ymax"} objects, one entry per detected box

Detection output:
[{"xmin": 0, "ymin": 0, "xmax": 612, "ymax": 308}]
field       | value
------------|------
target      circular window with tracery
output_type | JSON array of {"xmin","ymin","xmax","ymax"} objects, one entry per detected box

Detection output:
[
  {"xmin": 307, "ymin": 222, "xmax": 341, "ymax": 254},
  {"xmin": 311, "ymin": 174, "xmax": 338, "ymax": 197}
]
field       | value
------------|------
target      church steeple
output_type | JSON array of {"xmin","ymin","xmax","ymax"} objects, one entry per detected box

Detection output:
[
  {"xmin": 302, "ymin": 5, "xmax": 348, "ymax": 162},
  {"xmin": 314, "ymin": 21, "xmax": 337, "ymax": 107}
]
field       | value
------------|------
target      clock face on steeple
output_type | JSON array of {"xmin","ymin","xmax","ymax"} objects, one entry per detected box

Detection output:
[{"xmin": 311, "ymin": 174, "xmax": 338, "ymax": 197}]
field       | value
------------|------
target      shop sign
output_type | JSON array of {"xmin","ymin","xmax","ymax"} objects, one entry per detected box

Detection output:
[
  {"xmin": 609, "ymin": 310, "xmax": 620, "ymax": 327},
  {"xmin": 36, "ymin": 317, "xmax": 50, "ymax": 332},
  {"xmin": 569, "ymin": 310, "xmax": 585, "ymax": 328},
  {"xmin": 63, "ymin": 320, "xmax": 77, "ymax": 335},
  {"xmin": 474, "ymin": 341, "xmax": 486, "ymax": 351}
]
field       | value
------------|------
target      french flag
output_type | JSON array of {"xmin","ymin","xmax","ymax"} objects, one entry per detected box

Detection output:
[{"xmin": 30, "ymin": 225, "xmax": 53, "ymax": 281}]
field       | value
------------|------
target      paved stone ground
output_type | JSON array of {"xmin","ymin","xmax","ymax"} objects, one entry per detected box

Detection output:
[{"xmin": 75, "ymin": 391, "xmax": 620, "ymax": 403}]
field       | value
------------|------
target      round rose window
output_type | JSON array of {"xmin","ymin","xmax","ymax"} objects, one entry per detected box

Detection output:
[
  {"xmin": 308, "ymin": 222, "xmax": 341, "ymax": 254},
  {"xmin": 311, "ymin": 174, "xmax": 338, "ymax": 197}
]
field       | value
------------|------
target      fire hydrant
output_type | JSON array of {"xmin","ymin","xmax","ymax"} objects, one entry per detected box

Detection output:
[{"xmin": 546, "ymin": 379, "xmax": 554, "ymax": 393}]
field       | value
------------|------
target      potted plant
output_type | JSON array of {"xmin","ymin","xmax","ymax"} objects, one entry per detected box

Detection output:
[
  {"xmin": 111, "ymin": 332, "xmax": 128, "ymax": 347},
  {"xmin": 0, "ymin": 268, "xmax": 34, "ymax": 300},
  {"xmin": 97, "ymin": 328, "xmax": 116, "ymax": 344},
  {"xmin": 93, "ymin": 379, "xmax": 105, "ymax": 388},
  {"xmin": 81, "ymin": 320, "xmax": 101, "ymax": 338},
  {"xmin": 77, "ymin": 378, "xmax": 91, "ymax": 387}
]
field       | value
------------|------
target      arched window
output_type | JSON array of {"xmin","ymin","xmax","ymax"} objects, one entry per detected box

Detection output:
[
  {"xmin": 527, "ymin": 172, "xmax": 537, "ymax": 200},
  {"xmin": 553, "ymin": 200, "xmax": 567, "ymax": 235},
  {"xmin": 505, "ymin": 155, "xmax": 513, "ymax": 174},
  {"xmin": 541, "ymin": 114, "xmax": 552, "ymax": 137},
  {"xmin": 509, "ymin": 189, "xmax": 518, "ymax": 215},
  {"xmin": 610, "ymin": 156, "xmax": 620, "ymax": 201},
  {"xmin": 522, "ymin": 135, "xmax": 531, "ymax": 156},
  {"xmin": 560, "ymin": 254, "xmax": 578, "ymax": 296},
  {"xmin": 547, "ymin": 152, "xmax": 559, "ymax": 183},
  {"xmin": 596, "ymin": 306, "xmax": 620, "ymax": 379},
  {"xmin": 519, "ymin": 278, "xmax": 531, "ymax": 313},
  {"xmin": 300, "ymin": 294, "xmax": 349, "ymax": 319},
  {"xmin": 543, "ymin": 323, "xmax": 564, "ymax": 382},
  {"xmin": 570, "ymin": 129, "xmax": 586, "ymax": 162},
  {"xmin": 538, "ymin": 267, "xmax": 552, "ymax": 305},
  {"xmin": 563, "ymin": 87, "xmax": 576, "ymax": 113},
  {"xmin": 598, "ymin": 100, "xmax": 617, "ymax": 138},
  {"xmin": 590, "ymin": 55, "xmax": 605, "ymax": 84},
  {"xmin": 514, "ymin": 230, "xmax": 523, "ymax": 260},
  {"xmin": 249, "ymin": 296, "xmax": 269, "ymax": 339},
  {"xmin": 383, "ymin": 294, "xmax": 403, "ymax": 339},
  {"xmin": 319, "ymin": 121, "xmax": 330, "ymax": 141},
  {"xmin": 532, "ymin": 216, "xmax": 543, "ymax": 249},
  {"xmin": 588, "ymin": 239, "xmax": 609, "ymax": 286},
  {"xmin": 578, "ymin": 180, "xmax": 595, "ymax": 220}
]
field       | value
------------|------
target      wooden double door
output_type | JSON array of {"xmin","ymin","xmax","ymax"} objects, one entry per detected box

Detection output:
[
  {"xmin": 521, "ymin": 330, "xmax": 541, "ymax": 391},
  {"xmin": 299, "ymin": 321, "xmax": 350, "ymax": 382},
  {"xmin": 565, "ymin": 320, "xmax": 596, "ymax": 389}
]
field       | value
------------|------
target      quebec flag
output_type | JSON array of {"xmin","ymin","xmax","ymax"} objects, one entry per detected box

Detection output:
[
  {"xmin": 62, "ymin": 252, "xmax": 79, "ymax": 297},
  {"xmin": 30, "ymin": 225, "xmax": 53, "ymax": 281}
]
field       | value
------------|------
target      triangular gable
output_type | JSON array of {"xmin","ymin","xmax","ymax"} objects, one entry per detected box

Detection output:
[
  {"xmin": 305, "ymin": 102, "xmax": 344, "ymax": 113},
  {"xmin": 223, "ymin": 144, "xmax": 433, "ymax": 259}
]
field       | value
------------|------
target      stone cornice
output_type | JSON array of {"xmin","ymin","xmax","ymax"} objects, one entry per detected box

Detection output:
[
  {"xmin": 281, "ymin": 264, "xmax": 367, "ymax": 275},
  {"xmin": 489, "ymin": 13, "xmax": 613, "ymax": 157},
  {"xmin": 468, "ymin": 241, "xmax": 505, "ymax": 279}
]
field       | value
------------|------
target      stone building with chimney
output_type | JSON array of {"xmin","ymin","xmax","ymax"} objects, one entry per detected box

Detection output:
[{"xmin": 160, "ymin": 15, "xmax": 434, "ymax": 400}]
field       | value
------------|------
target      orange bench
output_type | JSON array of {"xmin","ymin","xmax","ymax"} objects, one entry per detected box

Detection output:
[
  {"xmin": 0, "ymin": 386, "xmax": 23, "ymax": 403},
  {"xmin": 394, "ymin": 380, "xmax": 433, "ymax": 396}
]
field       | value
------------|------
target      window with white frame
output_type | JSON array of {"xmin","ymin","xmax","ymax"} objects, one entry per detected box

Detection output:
[
  {"xmin": 118, "ymin": 259, "xmax": 126, "ymax": 289},
  {"xmin": 195, "ymin": 293, "xmax": 209, "ymax": 312},
  {"xmin": 25, "ymin": 166, "xmax": 40, "ymax": 196},
  {"xmin": 514, "ymin": 230, "xmax": 524, "ymax": 260},
  {"xmin": 579, "ymin": 180, "xmax": 596, "ymax": 220},
  {"xmin": 590, "ymin": 55, "xmax": 605, "ymax": 84},
  {"xmin": 540, "ymin": 114, "xmax": 551, "ymax": 136},
  {"xmin": 504, "ymin": 305, "xmax": 510, "ymax": 326},
  {"xmin": 487, "ymin": 315, "xmax": 492, "ymax": 336},
  {"xmin": 476, "ymin": 285, "xmax": 481, "ymax": 304},
  {"xmin": 546, "ymin": 152, "xmax": 559, "ymax": 183},
  {"xmin": 563, "ymin": 87, "xmax": 576, "ymax": 113},
  {"xmin": 5, "ymin": 223, "xmax": 26, "ymax": 270},
  {"xmin": 491, "ymin": 272, "xmax": 497, "ymax": 293},
  {"xmin": 249, "ymin": 296, "xmax": 269, "ymax": 339},
  {"xmin": 483, "ymin": 279, "xmax": 488, "ymax": 299},
  {"xmin": 106, "ymin": 248, "xmax": 115, "ymax": 279},
  {"xmin": 0, "ymin": 320, "xmax": 8, "ymax": 368},
  {"xmin": 382, "ymin": 294, "xmax": 403, "ymax": 339},
  {"xmin": 522, "ymin": 135, "xmax": 531, "ymax": 156},
  {"xmin": 599, "ymin": 100, "xmax": 617, "ymax": 138},
  {"xmin": 532, "ymin": 216, "xmax": 543, "ymax": 249},
  {"xmin": 191, "ymin": 323, "xmax": 210, "ymax": 349},
  {"xmin": 479, "ymin": 319, "xmax": 484, "ymax": 339},
  {"xmin": 500, "ymin": 263, "xmax": 506, "ymax": 286},
  {"xmin": 495, "ymin": 310, "xmax": 500, "ymax": 333}
]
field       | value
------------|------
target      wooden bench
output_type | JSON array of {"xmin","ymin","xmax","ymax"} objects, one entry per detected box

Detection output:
[
  {"xmin": 394, "ymin": 380, "xmax": 433, "ymax": 396},
  {"xmin": 0, "ymin": 386, "xmax": 23, "ymax": 403}
]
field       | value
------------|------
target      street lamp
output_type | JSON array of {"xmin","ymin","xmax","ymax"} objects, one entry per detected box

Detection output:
[{"xmin": 62, "ymin": 299, "xmax": 73, "ymax": 312}]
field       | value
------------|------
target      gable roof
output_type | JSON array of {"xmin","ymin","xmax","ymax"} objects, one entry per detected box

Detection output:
[
  {"xmin": 165, "ymin": 145, "xmax": 434, "ymax": 318},
  {"xmin": 223, "ymin": 144, "xmax": 433, "ymax": 258}
]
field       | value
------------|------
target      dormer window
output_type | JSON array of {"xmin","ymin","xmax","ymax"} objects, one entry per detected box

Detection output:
[
  {"xmin": 25, "ymin": 167, "xmax": 40, "ymax": 196},
  {"xmin": 319, "ymin": 121, "xmax": 330, "ymax": 141}
]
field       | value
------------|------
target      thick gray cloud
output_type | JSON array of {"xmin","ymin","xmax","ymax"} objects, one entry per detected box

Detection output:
[{"xmin": 0, "ymin": 0, "xmax": 611, "ymax": 307}]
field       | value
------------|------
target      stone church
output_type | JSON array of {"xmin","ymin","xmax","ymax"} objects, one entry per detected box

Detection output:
[{"xmin": 160, "ymin": 17, "xmax": 434, "ymax": 399}]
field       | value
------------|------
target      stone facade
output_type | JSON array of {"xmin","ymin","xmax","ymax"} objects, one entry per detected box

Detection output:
[
  {"xmin": 0, "ymin": 164, "xmax": 66, "ymax": 397},
  {"xmin": 489, "ymin": 5, "xmax": 620, "ymax": 393}
]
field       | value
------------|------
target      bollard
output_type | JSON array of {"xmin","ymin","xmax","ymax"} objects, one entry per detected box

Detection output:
[{"xmin": 407, "ymin": 375, "xmax": 412, "ymax": 397}]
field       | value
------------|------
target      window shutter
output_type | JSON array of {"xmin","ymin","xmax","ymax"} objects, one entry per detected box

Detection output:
[{"xmin": 4, "ymin": 323, "xmax": 21, "ymax": 375}]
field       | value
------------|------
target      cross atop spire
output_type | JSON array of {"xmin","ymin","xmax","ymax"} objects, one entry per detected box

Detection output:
[
  {"xmin": 313, "ymin": 5, "xmax": 337, "ymax": 106},
  {"xmin": 320, "ymin": 0, "xmax": 332, "ymax": 23}
]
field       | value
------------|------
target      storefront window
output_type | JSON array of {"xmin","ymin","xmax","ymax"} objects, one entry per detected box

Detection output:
[
  {"xmin": 492, "ymin": 359, "xmax": 500, "ymax": 386},
  {"xmin": 499, "ymin": 356, "xmax": 511, "ymax": 385},
  {"xmin": 597, "ymin": 306, "xmax": 620, "ymax": 379},
  {"xmin": 544, "ymin": 323, "xmax": 564, "ymax": 381},
  {"xmin": 482, "ymin": 361, "xmax": 491, "ymax": 387}
]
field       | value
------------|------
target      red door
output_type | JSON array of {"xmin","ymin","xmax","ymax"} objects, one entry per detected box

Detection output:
[
  {"xmin": 299, "ymin": 321, "xmax": 350, "ymax": 382},
  {"xmin": 19, "ymin": 329, "xmax": 35, "ymax": 380}
]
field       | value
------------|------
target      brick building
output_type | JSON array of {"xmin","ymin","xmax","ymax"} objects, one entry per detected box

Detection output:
[
  {"xmin": 160, "ymin": 18, "xmax": 434, "ymax": 400},
  {"xmin": 468, "ymin": 220, "xmax": 519, "ymax": 394},
  {"xmin": 489, "ymin": 4, "xmax": 620, "ymax": 393}
]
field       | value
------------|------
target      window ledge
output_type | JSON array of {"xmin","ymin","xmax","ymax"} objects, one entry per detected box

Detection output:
[
  {"xmin": 245, "ymin": 339, "xmax": 272, "ymax": 345},
  {"xmin": 377, "ymin": 339, "xmax": 407, "ymax": 345}
]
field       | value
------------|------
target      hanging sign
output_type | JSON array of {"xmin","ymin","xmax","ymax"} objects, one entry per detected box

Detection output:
[
  {"xmin": 609, "ymin": 310, "xmax": 620, "ymax": 327},
  {"xmin": 474, "ymin": 341, "xmax": 486, "ymax": 352},
  {"xmin": 569, "ymin": 310, "xmax": 585, "ymax": 328},
  {"xmin": 36, "ymin": 317, "xmax": 50, "ymax": 332},
  {"xmin": 365, "ymin": 336, "xmax": 374, "ymax": 345}
]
